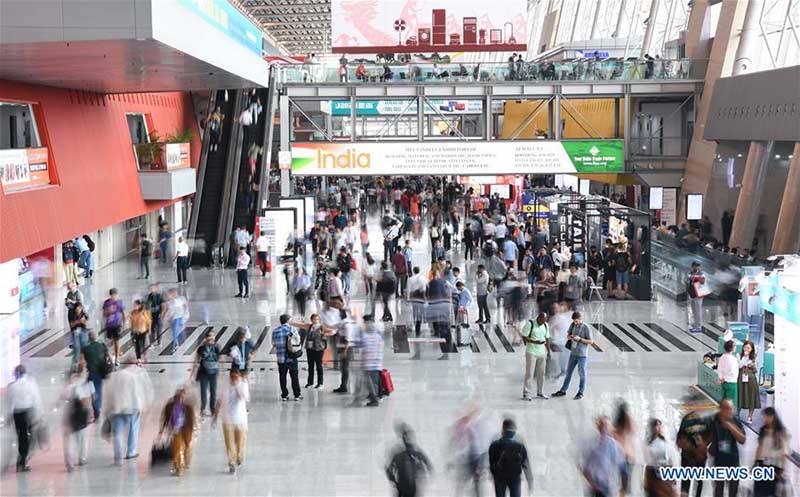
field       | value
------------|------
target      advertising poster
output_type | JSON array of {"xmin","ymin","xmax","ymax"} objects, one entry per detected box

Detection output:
[
  {"xmin": 291, "ymin": 140, "xmax": 624, "ymax": 176},
  {"xmin": 257, "ymin": 209, "xmax": 296, "ymax": 260},
  {"xmin": 0, "ymin": 148, "xmax": 51, "ymax": 192},
  {"xmin": 331, "ymin": 0, "xmax": 527, "ymax": 53},
  {"xmin": 661, "ymin": 188, "xmax": 677, "ymax": 226},
  {"xmin": 165, "ymin": 143, "xmax": 191, "ymax": 170}
]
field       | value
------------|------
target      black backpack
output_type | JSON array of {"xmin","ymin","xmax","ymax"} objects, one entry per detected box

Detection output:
[
  {"xmin": 69, "ymin": 396, "xmax": 89, "ymax": 432},
  {"xmin": 494, "ymin": 443, "xmax": 524, "ymax": 478},
  {"xmin": 84, "ymin": 235, "xmax": 95, "ymax": 252}
]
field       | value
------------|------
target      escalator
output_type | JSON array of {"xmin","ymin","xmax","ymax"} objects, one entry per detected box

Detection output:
[
  {"xmin": 230, "ymin": 88, "xmax": 270, "ymax": 247},
  {"xmin": 188, "ymin": 89, "xmax": 243, "ymax": 266}
]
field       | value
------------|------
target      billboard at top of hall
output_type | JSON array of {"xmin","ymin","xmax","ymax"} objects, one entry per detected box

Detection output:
[{"xmin": 331, "ymin": 0, "xmax": 528, "ymax": 54}]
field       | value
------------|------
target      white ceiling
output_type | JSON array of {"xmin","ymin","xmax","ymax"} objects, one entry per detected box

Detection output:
[{"xmin": 0, "ymin": 39, "xmax": 262, "ymax": 93}]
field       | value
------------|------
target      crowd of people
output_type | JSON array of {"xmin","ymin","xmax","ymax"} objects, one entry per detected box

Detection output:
[{"xmin": 7, "ymin": 174, "xmax": 794, "ymax": 497}]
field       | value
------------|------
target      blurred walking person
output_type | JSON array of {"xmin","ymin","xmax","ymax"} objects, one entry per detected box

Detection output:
[
  {"xmin": 129, "ymin": 300, "xmax": 152, "ymax": 364},
  {"xmin": 62, "ymin": 367, "xmax": 94, "ymax": 472},
  {"xmin": 7, "ymin": 365, "xmax": 43, "ymax": 472},
  {"xmin": 102, "ymin": 288, "xmax": 126, "ymax": 366},
  {"xmin": 582, "ymin": 416, "xmax": 625, "ymax": 497},
  {"xmin": 386, "ymin": 423, "xmax": 433, "ymax": 497},
  {"xmin": 644, "ymin": 419, "xmax": 676, "ymax": 497},
  {"xmin": 214, "ymin": 369, "xmax": 250, "ymax": 473},
  {"xmin": 488, "ymin": 418, "xmax": 534, "ymax": 497},
  {"xmin": 166, "ymin": 288, "xmax": 189, "ymax": 353},
  {"xmin": 103, "ymin": 363, "xmax": 154, "ymax": 465},
  {"xmin": 159, "ymin": 386, "xmax": 198, "ymax": 476},
  {"xmin": 145, "ymin": 284, "xmax": 165, "ymax": 347}
]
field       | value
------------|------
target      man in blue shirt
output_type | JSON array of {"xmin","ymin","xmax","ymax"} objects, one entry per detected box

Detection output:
[
  {"xmin": 502, "ymin": 238, "xmax": 518, "ymax": 267},
  {"xmin": 272, "ymin": 314, "xmax": 302, "ymax": 401},
  {"xmin": 582, "ymin": 416, "xmax": 625, "ymax": 497}
]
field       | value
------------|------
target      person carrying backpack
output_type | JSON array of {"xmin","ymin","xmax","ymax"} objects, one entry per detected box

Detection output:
[
  {"xmin": 488, "ymin": 418, "xmax": 533, "ymax": 497},
  {"xmin": 385, "ymin": 423, "xmax": 433, "ymax": 497},
  {"xmin": 192, "ymin": 330, "xmax": 220, "ymax": 416},
  {"xmin": 61, "ymin": 367, "xmax": 95, "ymax": 472},
  {"xmin": 271, "ymin": 314, "xmax": 302, "ymax": 401}
]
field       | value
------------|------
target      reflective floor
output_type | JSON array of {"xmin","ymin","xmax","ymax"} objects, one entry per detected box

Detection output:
[{"xmin": 1, "ymin": 214, "xmax": 797, "ymax": 496}]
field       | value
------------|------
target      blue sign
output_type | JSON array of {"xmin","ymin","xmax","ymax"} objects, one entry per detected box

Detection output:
[
  {"xmin": 179, "ymin": 0, "xmax": 263, "ymax": 56},
  {"xmin": 759, "ymin": 273, "xmax": 800, "ymax": 325},
  {"xmin": 576, "ymin": 50, "xmax": 609, "ymax": 58}
]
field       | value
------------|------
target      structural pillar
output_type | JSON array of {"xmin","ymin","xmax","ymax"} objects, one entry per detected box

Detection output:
[
  {"xmin": 613, "ymin": 97, "xmax": 621, "ymax": 138},
  {"xmin": 771, "ymin": 143, "xmax": 800, "ymax": 254},
  {"xmin": 279, "ymin": 94, "xmax": 291, "ymax": 197},
  {"xmin": 623, "ymin": 93, "xmax": 631, "ymax": 160},
  {"xmin": 639, "ymin": 0, "xmax": 660, "ymax": 58},
  {"xmin": 678, "ymin": 0, "xmax": 751, "ymax": 223},
  {"xmin": 554, "ymin": 94, "xmax": 562, "ymax": 140},
  {"xmin": 417, "ymin": 94, "xmax": 424, "ymax": 140},
  {"xmin": 485, "ymin": 93, "xmax": 493, "ymax": 140},
  {"xmin": 732, "ymin": 0, "xmax": 766, "ymax": 75},
  {"xmin": 728, "ymin": 141, "xmax": 773, "ymax": 250}
]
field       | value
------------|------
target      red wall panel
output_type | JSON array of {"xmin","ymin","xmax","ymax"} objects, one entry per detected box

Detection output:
[{"xmin": 0, "ymin": 81, "xmax": 202, "ymax": 262}]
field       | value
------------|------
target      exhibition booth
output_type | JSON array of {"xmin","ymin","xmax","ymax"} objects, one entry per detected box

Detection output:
[
  {"xmin": 696, "ymin": 257, "xmax": 800, "ymax": 455},
  {"xmin": 522, "ymin": 188, "xmax": 652, "ymax": 300}
]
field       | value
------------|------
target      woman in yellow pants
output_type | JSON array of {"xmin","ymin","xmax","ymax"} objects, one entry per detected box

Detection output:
[
  {"xmin": 215, "ymin": 369, "xmax": 250, "ymax": 473},
  {"xmin": 159, "ymin": 387, "xmax": 197, "ymax": 476}
]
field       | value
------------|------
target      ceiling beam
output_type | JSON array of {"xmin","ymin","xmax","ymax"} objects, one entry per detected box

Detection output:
[
  {"xmin": 247, "ymin": 4, "xmax": 330, "ymax": 13},
  {"xmin": 265, "ymin": 25, "xmax": 329, "ymax": 32},
  {"xmin": 254, "ymin": 12, "xmax": 331, "ymax": 20}
]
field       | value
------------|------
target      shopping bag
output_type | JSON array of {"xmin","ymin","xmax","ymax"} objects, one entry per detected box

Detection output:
[{"xmin": 693, "ymin": 281, "xmax": 712, "ymax": 298}]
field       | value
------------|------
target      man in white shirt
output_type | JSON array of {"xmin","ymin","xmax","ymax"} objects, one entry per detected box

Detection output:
[
  {"xmin": 717, "ymin": 339, "xmax": 739, "ymax": 407},
  {"xmin": 255, "ymin": 230, "xmax": 270, "ymax": 277},
  {"xmin": 235, "ymin": 246, "xmax": 251, "ymax": 298},
  {"xmin": 7, "ymin": 365, "xmax": 42, "ymax": 472},
  {"xmin": 234, "ymin": 226, "xmax": 251, "ymax": 255},
  {"xmin": 174, "ymin": 236, "xmax": 190, "ymax": 284},
  {"xmin": 495, "ymin": 222, "xmax": 508, "ymax": 240}
]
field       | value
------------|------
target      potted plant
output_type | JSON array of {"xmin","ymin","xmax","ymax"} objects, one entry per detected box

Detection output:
[{"xmin": 135, "ymin": 130, "xmax": 164, "ymax": 170}]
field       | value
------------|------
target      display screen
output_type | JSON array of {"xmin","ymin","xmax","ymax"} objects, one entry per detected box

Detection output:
[
  {"xmin": 649, "ymin": 187, "xmax": 663, "ymax": 210},
  {"xmin": 687, "ymin": 194, "xmax": 703, "ymax": 220},
  {"xmin": 579, "ymin": 179, "xmax": 590, "ymax": 195},
  {"xmin": 562, "ymin": 174, "xmax": 579, "ymax": 192},
  {"xmin": 258, "ymin": 209, "xmax": 297, "ymax": 259},
  {"xmin": 279, "ymin": 198, "xmax": 306, "ymax": 236},
  {"xmin": 490, "ymin": 184, "xmax": 511, "ymax": 199}
]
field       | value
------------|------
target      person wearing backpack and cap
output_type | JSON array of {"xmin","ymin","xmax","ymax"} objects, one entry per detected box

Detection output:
[
  {"xmin": 385, "ymin": 423, "xmax": 433, "ymax": 497},
  {"xmin": 488, "ymin": 418, "xmax": 533, "ymax": 497},
  {"xmin": 271, "ymin": 314, "xmax": 302, "ymax": 401}
]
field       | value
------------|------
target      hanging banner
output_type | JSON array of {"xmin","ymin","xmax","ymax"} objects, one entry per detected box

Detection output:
[
  {"xmin": 323, "ymin": 99, "xmax": 485, "ymax": 116},
  {"xmin": 331, "ymin": 0, "xmax": 527, "ymax": 54},
  {"xmin": 0, "ymin": 148, "xmax": 51, "ymax": 192},
  {"xmin": 291, "ymin": 140, "xmax": 624, "ymax": 176}
]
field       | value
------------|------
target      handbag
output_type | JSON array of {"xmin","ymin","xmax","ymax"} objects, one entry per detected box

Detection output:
[
  {"xmin": 100, "ymin": 352, "xmax": 114, "ymax": 379},
  {"xmin": 565, "ymin": 323, "xmax": 574, "ymax": 350},
  {"xmin": 101, "ymin": 418, "xmax": 112, "ymax": 442}
]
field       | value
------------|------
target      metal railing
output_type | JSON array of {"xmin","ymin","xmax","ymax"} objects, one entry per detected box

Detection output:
[{"xmin": 278, "ymin": 59, "xmax": 706, "ymax": 84}]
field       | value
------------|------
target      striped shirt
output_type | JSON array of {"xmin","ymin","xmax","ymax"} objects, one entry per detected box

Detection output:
[{"xmin": 359, "ymin": 326, "xmax": 384, "ymax": 371}]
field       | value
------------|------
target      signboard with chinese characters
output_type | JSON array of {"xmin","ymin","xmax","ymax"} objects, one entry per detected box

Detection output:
[{"xmin": 0, "ymin": 148, "xmax": 51, "ymax": 192}]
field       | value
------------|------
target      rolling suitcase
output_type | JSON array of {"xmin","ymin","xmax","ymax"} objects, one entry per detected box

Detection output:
[{"xmin": 379, "ymin": 369, "xmax": 394, "ymax": 397}]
